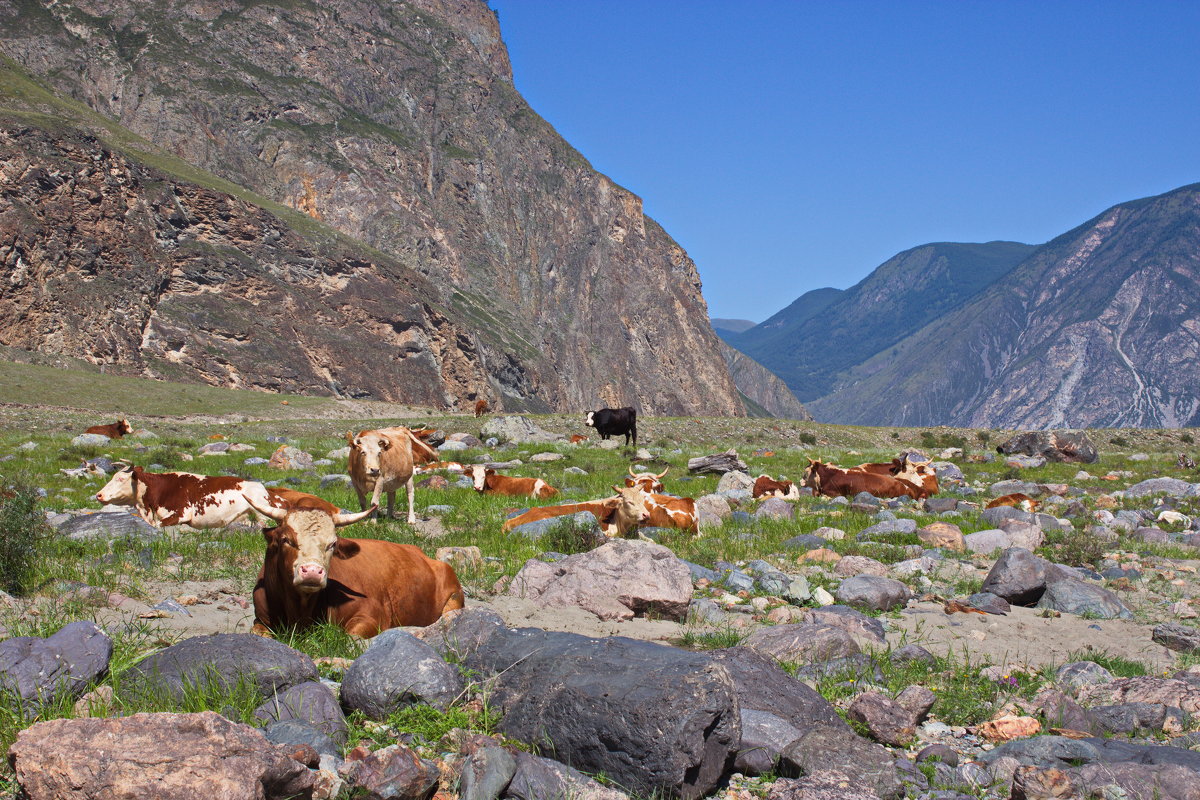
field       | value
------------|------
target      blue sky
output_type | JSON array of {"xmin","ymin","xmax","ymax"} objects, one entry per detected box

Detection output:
[{"xmin": 487, "ymin": 0, "xmax": 1200, "ymax": 322}]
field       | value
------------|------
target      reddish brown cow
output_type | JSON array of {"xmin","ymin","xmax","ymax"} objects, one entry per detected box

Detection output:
[
  {"xmin": 804, "ymin": 460, "xmax": 927, "ymax": 500},
  {"xmin": 569, "ymin": 434, "xmax": 588, "ymax": 444},
  {"xmin": 85, "ymin": 419, "xmax": 133, "ymax": 439},
  {"xmin": 853, "ymin": 456, "xmax": 940, "ymax": 496},
  {"xmin": 474, "ymin": 398, "xmax": 490, "ymax": 417},
  {"xmin": 986, "ymin": 493, "xmax": 1041, "ymax": 512},
  {"xmin": 624, "ymin": 466, "xmax": 668, "ymax": 493},
  {"xmin": 248, "ymin": 496, "xmax": 463, "ymax": 638},
  {"xmin": 752, "ymin": 475, "xmax": 798, "ymax": 499},
  {"xmin": 642, "ymin": 493, "xmax": 698, "ymax": 533},
  {"xmin": 501, "ymin": 485, "xmax": 649, "ymax": 537},
  {"xmin": 266, "ymin": 487, "xmax": 341, "ymax": 515},
  {"xmin": 469, "ymin": 465, "xmax": 558, "ymax": 499}
]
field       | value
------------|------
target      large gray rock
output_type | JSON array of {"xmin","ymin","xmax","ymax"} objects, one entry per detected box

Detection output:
[
  {"xmin": 71, "ymin": 433, "xmax": 111, "ymax": 447},
  {"xmin": 835, "ymin": 575, "xmax": 911, "ymax": 611},
  {"xmin": 253, "ymin": 680, "xmax": 348, "ymax": 744},
  {"xmin": 742, "ymin": 623, "xmax": 860, "ymax": 664},
  {"xmin": 1066, "ymin": 762, "xmax": 1200, "ymax": 800},
  {"xmin": 9, "ymin": 711, "xmax": 313, "ymax": 800},
  {"xmin": 1124, "ymin": 477, "xmax": 1195, "ymax": 498},
  {"xmin": 1153, "ymin": 623, "xmax": 1200, "ymax": 654},
  {"xmin": 780, "ymin": 725, "xmax": 901, "ymax": 799},
  {"xmin": 0, "ymin": 621, "xmax": 111, "ymax": 709},
  {"xmin": 507, "ymin": 539, "xmax": 692, "ymax": 622},
  {"xmin": 480, "ymin": 415, "xmax": 563, "ymax": 444},
  {"xmin": 1036, "ymin": 579, "xmax": 1133, "ymax": 619},
  {"xmin": 717, "ymin": 471, "xmax": 754, "ymax": 493},
  {"xmin": 461, "ymin": 627, "xmax": 739, "ymax": 800},
  {"xmin": 459, "ymin": 746, "xmax": 518, "ymax": 800},
  {"xmin": 342, "ymin": 629, "xmax": 464, "ymax": 718},
  {"xmin": 806, "ymin": 605, "xmax": 886, "ymax": 645},
  {"xmin": 263, "ymin": 719, "xmax": 339, "ymax": 758},
  {"xmin": 996, "ymin": 431, "xmax": 1099, "ymax": 463},
  {"xmin": 980, "ymin": 548, "xmax": 1062, "ymax": 606},
  {"xmin": 1055, "ymin": 661, "xmax": 1114, "ymax": 694},
  {"xmin": 505, "ymin": 751, "xmax": 630, "ymax": 800},
  {"xmin": 987, "ymin": 480, "xmax": 1042, "ymax": 498},
  {"xmin": 507, "ymin": 511, "xmax": 603, "ymax": 542},
  {"xmin": 122, "ymin": 633, "xmax": 318, "ymax": 704},
  {"xmin": 856, "ymin": 519, "xmax": 917, "ymax": 540},
  {"xmin": 55, "ymin": 511, "xmax": 159, "ymax": 541},
  {"xmin": 754, "ymin": 497, "xmax": 795, "ymax": 520}
]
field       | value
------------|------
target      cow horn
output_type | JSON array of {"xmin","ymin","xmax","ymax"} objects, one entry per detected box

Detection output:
[
  {"xmin": 333, "ymin": 506, "xmax": 377, "ymax": 527},
  {"xmin": 656, "ymin": 466, "xmax": 669, "ymax": 479},
  {"xmin": 245, "ymin": 494, "xmax": 289, "ymax": 522},
  {"xmin": 628, "ymin": 465, "xmax": 638, "ymax": 478}
]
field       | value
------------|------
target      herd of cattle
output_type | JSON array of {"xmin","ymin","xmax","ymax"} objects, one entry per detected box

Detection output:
[{"xmin": 79, "ymin": 409, "xmax": 1034, "ymax": 640}]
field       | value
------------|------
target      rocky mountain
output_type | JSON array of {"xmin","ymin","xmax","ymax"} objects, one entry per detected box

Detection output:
[
  {"xmin": 732, "ymin": 243, "xmax": 1034, "ymax": 400},
  {"xmin": 710, "ymin": 318, "xmax": 757, "ymax": 335},
  {"xmin": 0, "ymin": 0, "xmax": 742, "ymax": 416},
  {"xmin": 806, "ymin": 184, "xmax": 1200, "ymax": 428},
  {"xmin": 717, "ymin": 341, "xmax": 811, "ymax": 420}
]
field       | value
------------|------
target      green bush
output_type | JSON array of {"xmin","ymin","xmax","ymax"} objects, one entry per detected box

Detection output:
[
  {"xmin": 798, "ymin": 432, "xmax": 817, "ymax": 445},
  {"xmin": 0, "ymin": 477, "xmax": 51, "ymax": 595},
  {"xmin": 541, "ymin": 515, "xmax": 606, "ymax": 555}
]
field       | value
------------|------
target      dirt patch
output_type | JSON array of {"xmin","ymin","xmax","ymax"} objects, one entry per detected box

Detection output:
[
  {"xmin": 94, "ymin": 579, "xmax": 256, "ymax": 640},
  {"xmin": 476, "ymin": 595, "xmax": 685, "ymax": 643}
]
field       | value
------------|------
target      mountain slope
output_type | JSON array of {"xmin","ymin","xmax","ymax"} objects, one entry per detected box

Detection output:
[
  {"xmin": 711, "ymin": 318, "xmax": 757, "ymax": 335},
  {"xmin": 808, "ymin": 183, "xmax": 1200, "ymax": 428},
  {"xmin": 718, "ymin": 341, "xmax": 811, "ymax": 420},
  {"xmin": 735, "ymin": 243, "xmax": 1034, "ymax": 400},
  {"xmin": 0, "ymin": 0, "xmax": 741, "ymax": 415}
]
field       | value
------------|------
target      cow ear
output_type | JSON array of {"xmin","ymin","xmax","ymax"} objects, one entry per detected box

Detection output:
[
  {"xmin": 380, "ymin": 438, "xmax": 392, "ymax": 450},
  {"xmin": 345, "ymin": 431, "xmax": 355, "ymax": 445},
  {"xmin": 261, "ymin": 526, "xmax": 280, "ymax": 545},
  {"xmin": 334, "ymin": 538, "xmax": 361, "ymax": 559}
]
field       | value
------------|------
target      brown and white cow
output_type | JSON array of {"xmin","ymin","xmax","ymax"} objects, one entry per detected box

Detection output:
[
  {"xmin": 85, "ymin": 419, "xmax": 133, "ymax": 439},
  {"xmin": 986, "ymin": 493, "xmax": 1041, "ymax": 512},
  {"xmin": 501, "ymin": 485, "xmax": 650, "ymax": 538},
  {"xmin": 95, "ymin": 466, "xmax": 276, "ymax": 528},
  {"xmin": 642, "ymin": 493, "xmax": 698, "ymax": 533},
  {"xmin": 414, "ymin": 461, "xmax": 467, "ymax": 475},
  {"xmin": 752, "ymin": 475, "xmax": 799, "ymax": 499},
  {"xmin": 346, "ymin": 427, "xmax": 429, "ymax": 524},
  {"xmin": 247, "ymin": 495, "xmax": 464, "ymax": 638},
  {"xmin": 853, "ymin": 455, "xmax": 940, "ymax": 496},
  {"xmin": 803, "ymin": 460, "xmax": 927, "ymax": 500},
  {"xmin": 474, "ymin": 398, "xmax": 490, "ymax": 418},
  {"xmin": 469, "ymin": 465, "xmax": 558, "ymax": 499},
  {"xmin": 624, "ymin": 465, "xmax": 668, "ymax": 493}
]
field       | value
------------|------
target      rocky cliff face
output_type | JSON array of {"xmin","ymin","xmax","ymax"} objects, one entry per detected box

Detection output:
[
  {"xmin": 0, "ymin": 0, "xmax": 742, "ymax": 415},
  {"xmin": 718, "ymin": 342, "xmax": 810, "ymax": 420},
  {"xmin": 807, "ymin": 184, "xmax": 1200, "ymax": 428}
]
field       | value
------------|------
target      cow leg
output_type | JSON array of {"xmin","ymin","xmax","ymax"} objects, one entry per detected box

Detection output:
[
  {"xmin": 405, "ymin": 475, "xmax": 416, "ymax": 524},
  {"xmin": 251, "ymin": 622, "xmax": 274, "ymax": 638},
  {"xmin": 385, "ymin": 490, "xmax": 396, "ymax": 520},
  {"xmin": 342, "ymin": 614, "xmax": 383, "ymax": 638}
]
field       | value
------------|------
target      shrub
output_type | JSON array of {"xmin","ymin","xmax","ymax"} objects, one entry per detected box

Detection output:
[
  {"xmin": 1182, "ymin": 433, "xmax": 1194, "ymax": 444},
  {"xmin": 798, "ymin": 432, "xmax": 817, "ymax": 445},
  {"xmin": 541, "ymin": 515, "xmax": 606, "ymax": 555},
  {"xmin": 1049, "ymin": 529, "xmax": 1108, "ymax": 569},
  {"xmin": 0, "ymin": 477, "xmax": 51, "ymax": 595},
  {"xmin": 1110, "ymin": 435, "xmax": 1129, "ymax": 448}
]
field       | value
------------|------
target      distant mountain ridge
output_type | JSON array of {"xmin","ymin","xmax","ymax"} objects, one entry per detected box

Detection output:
[
  {"xmin": 739, "ymin": 184, "xmax": 1200, "ymax": 428},
  {"xmin": 732, "ymin": 242, "xmax": 1035, "ymax": 400},
  {"xmin": 710, "ymin": 318, "xmax": 757, "ymax": 335}
]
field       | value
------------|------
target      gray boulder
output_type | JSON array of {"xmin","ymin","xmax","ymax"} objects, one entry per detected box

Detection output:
[
  {"xmin": 1036, "ymin": 579, "xmax": 1133, "ymax": 619},
  {"xmin": 341, "ymin": 629, "xmax": 464, "ymax": 718},
  {"xmin": 856, "ymin": 519, "xmax": 917, "ymax": 540},
  {"xmin": 988, "ymin": 480, "xmax": 1041, "ymax": 498},
  {"xmin": 461, "ymin": 627, "xmax": 739, "ymax": 799},
  {"xmin": 835, "ymin": 575, "xmax": 911, "ymax": 611},
  {"xmin": 980, "ymin": 548, "xmax": 1060, "ymax": 606},
  {"xmin": 505, "ymin": 751, "xmax": 630, "ymax": 800},
  {"xmin": 742, "ymin": 623, "xmax": 861, "ymax": 664},
  {"xmin": 965, "ymin": 592, "xmax": 1011, "ymax": 615},
  {"xmin": 780, "ymin": 725, "xmax": 901, "ymax": 799},
  {"xmin": 480, "ymin": 416, "xmax": 563, "ymax": 444},
  {"xmin": 253, "ymin": 680, "xmax": 347, "ymax": 744},
  {"xmin": 1055, "ymin": 661, "xmax": 1114, "ymax": 695},
  {"xmin": 262, "ymin": 719, "xmax": 339, "ymax": 758},
  {"xmin": 507, "ymin": 511, "xmax": 603, "ymax": 542},
  {"xmin": 754, "ymin": 498, "xmax": 795, "ymax": 520},
  {"xmin": 996, "ymin": 430, "xmax": 1098, "ymax": 463},
  {"xmin": 1124, "ymin": 478, "xmax": 1195, "ymax": 498},
  {"xmin": 459, "ymin": 746, "xmax": 518, "ymax": 800},
  {"xmin": 55, "ymin": 512, "xmax": 158, "ymax": 542},
  {"xmin": 122, "ymin": 633, "xmax": 317, "ymax": 704},
  {"xmin": 0, "ymin": 621, "xmax": 112, "ymax": 708},
  {"xmin": 1153, "ymin": 623, "xmax": 1200, "ymax": 654},
  {"xmin": 71, "ymin": 433, "xmax": 111, "ymax": 446}
]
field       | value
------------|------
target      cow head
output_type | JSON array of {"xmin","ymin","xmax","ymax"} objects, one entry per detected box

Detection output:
[
  {"xmin": 584, "ymin": 411, "xmax": 596, "ymax": 428},
  {"xmin": 96, "ymin": 464, "xmax": 138, "ymax": 505},
  {"xmin": 348, "ymin": 430, "xmax": 392, "ymax": 477},
  {"xmin": 611, "ymin": 484, "xmax": 651, "ymax": 529},
  {"xmin": 625, "ymin": 465, "xmax": 667, "ymax": 493},
  {"xmin": 247, "ymin": 497, "xmax": 377, "ymax": 592},
  {"xmin": 118, "ymin": 419, "xmax": 133, "ymax": 435},
  {"xmin": 469, "ymin": 465, "xmax": 493, "ymax": 491},
  {"xmin": 894, "ymin": 457, "xmax": 939, "ymax": 495}
]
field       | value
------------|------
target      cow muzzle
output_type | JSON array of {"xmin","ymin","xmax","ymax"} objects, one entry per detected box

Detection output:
[
  {"xmin": 293, "ymin": 562, "xmax": 328, "ymax": 592},
  {"xmin": 367, "ymin": 468, "xmax": 380, "ymax": 477}
]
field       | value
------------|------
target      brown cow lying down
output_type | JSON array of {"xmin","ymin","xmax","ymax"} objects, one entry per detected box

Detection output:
[
  {"xmin": 986, "ymin": 493, "xmax": 1041, "ymax": 512},
  {"xmin": 249, "ymin": 496, "xmax": 464, "ymax": 638},
  {"xmin": 853, "ymin": 455, "xmax": 940, "ymax": 496},
  {"xmin": 85, "ymin": 419, "xmax": 133, "ymax": 438},
  {"xmin": 803, "ymin": 460, "xmax": 928, "ymax": 500},
  {"xmin": 752, "ymin": 475, "xmax": 799, "ymax": 499},
  {"xmin": 469, "ymin": 465, "xmax": 558, "ymax": 499},
  {"xmin": 624, "ymin": 466, "xmax": 668, "ymax": 493},
  {"xmin": 501, "ymin": 485, "xmax": 649, "ymax": 538},
  {"xmin": 642, "ymin": 493, "xmax": 698, "ymax": 533}
]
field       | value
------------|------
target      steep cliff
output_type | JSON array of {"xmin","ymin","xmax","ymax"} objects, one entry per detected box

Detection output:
[
  {"xmin": 0, "ymin": 0, "xmax": 742, "ymax": 415},
  {"xmin": 807, "ymin": 184, "xmax": 1200, "ymax": 428},
  {"xmin": 718, "ymin": 342, "xmax": 811, "ymax": 420}
]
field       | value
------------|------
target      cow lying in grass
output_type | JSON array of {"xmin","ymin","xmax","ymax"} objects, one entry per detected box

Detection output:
[
  {"xmin": 803, "ymin": 459, "xmax": 928, "ymax": 500},
  {"xmin": 986, "ymin": 493, "xmax": 1040, "ymax": 512},
  {"xmin": 502, "ymin": 485, "xmax": 649, "ymax": 538},
  {"xmin": 469, "ymin": 465, "xmax": 558, "ymax": 499},
  {"xmin": 852, "ymin": 454, "xmax": 940, "ymax": 495},
  {"xmin": 624, "ymin": 466, "xmax": 668, "ymax": 493},
  {"xmin": 752, "ymin": 475, "xmax": 799, "ymax": 499},
  {"xmin": 248, "ymin": 495, "xmax": 464, "ymax": 638},
  {"xmin": 85, "ymin": 419, "xmax": 133, "ymax": 438}
]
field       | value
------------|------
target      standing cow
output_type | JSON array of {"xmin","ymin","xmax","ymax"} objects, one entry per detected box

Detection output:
[
  {"xmin": 584, "ymin": 407, "xmax": 637, "ymax": 446},
  {"xmin": 346, "ymin": 427, "xmax": 425, "ymax": 524}
]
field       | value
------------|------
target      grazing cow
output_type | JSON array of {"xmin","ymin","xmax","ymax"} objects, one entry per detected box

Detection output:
[
  {"xmin": 247, "ymin": 496, "xmax": 464, "ymax": 638},
  {"xmin": 501, "ymin": 485, "xmax": 650, "ymax": 537},
  {"xmin": 803, "ymin": 460, "xmax": 927, "ymax": 500},
  {"xmin": 95, "ymin": 466, "xmax": 278, "ymax": 528},
  {"xmin": 584, "ymin": 407, "xmax": 637, "ymax": 446},
  {"xmin": 474, "ymin": 398, "xmax": 490, "ymax": 417},
  {"xmin": 469, "ymin": 465, "xmax": 558, "ymax": 499},
  {"xmin": 752, "ymin": 475, "xmax": 799, "ymax": 499},
  {"xmin": 625, "ymin": 465, "xmax": 668, "ymax": 493},
  {"xmin": 85, "ymin": 419, "xmax": 133, "ymax": 439},
  {"xmin": 986, "ymin": 493, "xmax": 1041, "ymax": 512},
  {"xmin": 642, "ymin": 493, "xmax": 698, "ymax": 533},
  {"xmin": 346, "ymin": 427, "xmax": 427, "ymax": 524}
]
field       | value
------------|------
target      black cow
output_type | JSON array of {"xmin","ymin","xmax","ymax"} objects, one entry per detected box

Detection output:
[{"xmin": 584, "ymin": 407, "xmax": 637, "ymax": 446}]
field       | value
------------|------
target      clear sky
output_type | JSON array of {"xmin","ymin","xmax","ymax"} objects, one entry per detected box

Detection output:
[{"xmin": 487, "ymin": 0, "xmax": 1200, "ymax": 322}]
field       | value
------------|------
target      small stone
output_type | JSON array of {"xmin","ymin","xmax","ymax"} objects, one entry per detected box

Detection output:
[{"xmin": 977, "ymin": 715, "xmax": 1040, "ymax": 742}]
